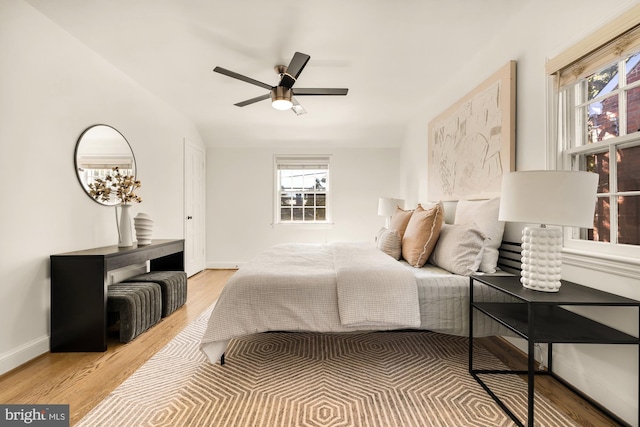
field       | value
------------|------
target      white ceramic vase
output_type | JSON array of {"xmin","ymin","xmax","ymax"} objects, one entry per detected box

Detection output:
[
  {"xmin": 134, "ymin": 212, "xmax": 154, "ymax": 245},
  {"xmin": 118, "ymin": 204, "xmax": 134, "ymax": 247}
]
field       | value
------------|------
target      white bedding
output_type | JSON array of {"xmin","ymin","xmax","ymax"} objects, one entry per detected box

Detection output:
[
  {"xmin": 333, "ymin": 242, "xmax": 420, "ymax": 328},
  {"xmin": 409, "ymin": 262, "xmax": 514, "ymax": 336},
  {"xmin": 200, "ymin": 242, "xmax": 512, "ymax": 364}
]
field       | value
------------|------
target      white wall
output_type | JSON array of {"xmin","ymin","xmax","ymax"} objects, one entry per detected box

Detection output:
[
  {"xmin": 0, "ymin": 1, "xmax": 204, "ymax": 374},
  {"xmin": 400, "ymin": 1, "xmax": 640, "ymax": 425},
  {"xmin": 4, "ymin": 0, "xmax": 639, "ymax": 423},
  {"xmin": 206, "ymin": 146, "xmax": 401, "ymax": 267}
]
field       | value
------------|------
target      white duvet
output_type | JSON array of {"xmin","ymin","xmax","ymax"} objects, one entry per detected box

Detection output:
[{"xmin": 200, "ymin": 242, "xmax": 512, "ymax": 364}]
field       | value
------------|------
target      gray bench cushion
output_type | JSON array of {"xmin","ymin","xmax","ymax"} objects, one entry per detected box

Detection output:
[
  {"xmin": 124, "ymin": 271, "xmax": 187, "ymax": 317},
  {"xmin": 107, "ymin": 282, "xmax": 162, "ymax": 343}
]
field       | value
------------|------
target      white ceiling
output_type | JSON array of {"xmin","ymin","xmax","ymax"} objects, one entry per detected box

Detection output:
[{"xmin": 25, "ymin": 0, "xmax": 523, "ymax": 147}]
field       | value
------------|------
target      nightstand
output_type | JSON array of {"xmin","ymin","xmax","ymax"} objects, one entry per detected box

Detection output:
[{"xmin": 469, "ymin": 274, "xmax": 640, "ymax": 427}]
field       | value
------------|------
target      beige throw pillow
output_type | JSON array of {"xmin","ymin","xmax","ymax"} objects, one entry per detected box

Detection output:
[
  {"xmin": 402, "ymin": 203, "xmax": 444, "ymax": 267},
  {"xmin": 376, "ymin": 228, "xmax": 402, "ymax": 260},
  {"xmin": 429, "ymin": 223, "xmax": 486, "ymax": 276},
  {"xmin": 389, "ymin": 207, "xmax": 413, "ymax": 239}
]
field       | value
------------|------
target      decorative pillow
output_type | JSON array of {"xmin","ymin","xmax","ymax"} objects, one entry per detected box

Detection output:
[
  {"xmin": 402, "ymin": 202, "xmax": 444, "ymax": 267},
  {"xmin": 454, "ymin": 198, "xmax": 505, "ymax": 273},
  {"xmin": 429, "ymin": 223, "xmax": 486, "ymax": 276},
  {"xmin": 389, "ymin": 207, "xmax": 413, "ymax": 239},
  {"xmin": 376, "ymin": 228, "xmax": 402, "ymax": 260}
]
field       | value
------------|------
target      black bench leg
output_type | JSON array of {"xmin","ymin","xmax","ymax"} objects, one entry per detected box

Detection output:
[{"xmin": 220, "ymin": 353, "xmax": 225, "ymax": 366}]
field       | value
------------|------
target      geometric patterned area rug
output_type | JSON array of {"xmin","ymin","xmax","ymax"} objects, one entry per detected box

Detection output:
[{"xmin": 77, "ymin": 305, "xmax": 577, "ymax": 427}]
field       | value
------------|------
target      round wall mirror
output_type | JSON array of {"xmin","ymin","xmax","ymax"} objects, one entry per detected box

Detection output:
[{"xmin": 74, "ymin": 124, "xmax": 136, "ymax": 206}]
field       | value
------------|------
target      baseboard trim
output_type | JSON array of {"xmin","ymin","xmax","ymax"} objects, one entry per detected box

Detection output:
[
  {"xmin": 0, "ymin": 335, "xmax": 49, "ymax": 376},
  {"xmin": 206, "ymin": 262, "xmax": 244, "ymax": 269}
]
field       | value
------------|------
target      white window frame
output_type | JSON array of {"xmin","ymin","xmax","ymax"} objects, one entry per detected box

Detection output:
[
  {"xmin": 273, "ymin": 155, "xmax": 332, "ymax": 225},
  {"xmin": 547, "ymin": 5, "xmax": 640, "ymax": 276}
]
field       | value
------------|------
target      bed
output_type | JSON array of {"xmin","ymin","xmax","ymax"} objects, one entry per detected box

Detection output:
[{"xmin": 200, "ymin": 198, "xmax": 516, "ymax": 365}]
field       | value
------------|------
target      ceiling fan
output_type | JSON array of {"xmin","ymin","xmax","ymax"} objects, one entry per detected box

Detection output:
[{"xmin": 213, "ymin": 52, "xmax": 348, "ymax": 115}]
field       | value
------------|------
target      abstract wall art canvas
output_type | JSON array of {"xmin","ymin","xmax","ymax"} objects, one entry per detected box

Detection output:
[{"xmin": 428, "ymin": 61, "xmax": 516, "ymax": 201}]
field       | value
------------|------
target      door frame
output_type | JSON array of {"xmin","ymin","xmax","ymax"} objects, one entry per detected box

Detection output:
[{"xmin": 184, "ymin": 138, "xmax": 206, "ymax": 277}]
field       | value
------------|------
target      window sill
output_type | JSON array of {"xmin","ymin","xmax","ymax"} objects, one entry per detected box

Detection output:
[{"xmin": 562, "ymin": 248, "xmax": 640, "ymax": 280}]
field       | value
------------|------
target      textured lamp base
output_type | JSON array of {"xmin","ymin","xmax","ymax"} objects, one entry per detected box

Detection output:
[
  {"xmin": 520, "ymin": 226, "xmax": 562, "ymax": 292},
  {"xmin": 385, "ymin": 216, "xmax": 392, "ymax": 229}
]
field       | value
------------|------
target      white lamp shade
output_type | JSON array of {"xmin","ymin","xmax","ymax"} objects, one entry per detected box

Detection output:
[
  {"xmin": 498, "ymin": 171, "xmax": 599, "ymax": 228},
  {"xmin": 377, "ymin": 197, "xmax": 405, "ymax": 216}
]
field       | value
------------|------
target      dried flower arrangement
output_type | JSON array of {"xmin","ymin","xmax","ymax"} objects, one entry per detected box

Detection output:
[{"xmin": 88, "ymin": 167, "xmax": 142, "ymax": 204}]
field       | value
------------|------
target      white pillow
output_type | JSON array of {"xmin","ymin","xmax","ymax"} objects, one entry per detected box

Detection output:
[
  {"xmin": 454, "ymin": 198, "xmax": 505, "ymax": 273},
  {"xmin": 418, "ymin": 201, "xmax": 455, "ymax": 224},
  {"xmin": 376, "ymin": 228, "xmax": 402, "ymax": 260},
  {"xmin": 429, "ymin": 223, "xmax": 486, "ymax": 276}
]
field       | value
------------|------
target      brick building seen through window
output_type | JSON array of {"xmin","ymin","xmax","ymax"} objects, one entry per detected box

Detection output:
[{"xmin": 583, "ymin": 54, "xmax": 640, "ymax": 245}]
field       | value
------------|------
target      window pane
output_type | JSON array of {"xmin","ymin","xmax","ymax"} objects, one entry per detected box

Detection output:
[
  {"xmin": 280, "ymin": 208, "xmax": 291, "ymax": 221},
  {"xmin": 587, "ymin": 63, "xmax": 618, "ymax": 101},
  {"xmin": 589, "ymin": 196, "xmax": 611, "ymax": 242},
  {"xmin": 280, "ymin": 170, "xmax": 293, "ymax": 189},
  {"xmin": 316, "ymin": 208, "xmax": 326, "ymax": 221},
  {"xmin": 587, "ymin": 97, "xmax": 619, "ymax": 143},
  {"xmin": 302, "ymin": 171, "xmax": 316, "ymax": 190},
  {"xmin": 281, "ymin": 192, "xmax": 293, "ymax": 206},
  {"xmin": 316, "ymin": 171, "xmax": 327, "ymax": 190},
  {"xmin": 626, "ymin": 86, "xmax": 640, "ymax": 135},
  {"xmin": 304, "ymin": 208, "xmax": 315, "ymax": 221},
  {"xmin": 585, "ymin": 152, "xmax": 610, "ymax": 193},
  {"xmin": 619, "ymin": 195, "xmax": 640, "ymax": 245},
  {"xmin": 292, "ymin": 208, "xmax": 303, "ymax": 220},
  {"xmin": 617, "ymin": 145, "xmax": 640, "ymax": 191},
  {"xmin": 584, "ymin": 153, "xmax": 610, "ymax": 244},
  {"xmin": 626, "ymin": 52, "xmax": 640, "ymax": 85},
  {"xmin": 316, "ymin": 193, "xmax": 326, "ymax": 207}
]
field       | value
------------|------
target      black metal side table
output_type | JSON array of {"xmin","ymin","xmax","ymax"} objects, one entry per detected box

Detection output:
[{"xmin": 469, "ymin": 274, "xmax": 639, "ymax": 427}]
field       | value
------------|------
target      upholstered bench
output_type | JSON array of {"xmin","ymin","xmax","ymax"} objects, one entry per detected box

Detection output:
[
  {"xmin": 107, "ymin": 282, "xmax": 162, "ymax": 343},
  {"xmin": 124, "ymin": 271, "xmax": 187, "ymax": 317}
]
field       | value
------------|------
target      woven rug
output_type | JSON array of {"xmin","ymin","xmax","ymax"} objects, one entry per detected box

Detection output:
[{"xmin": 77, "ymin": 306, "xmax": 576, "ymax": 427}]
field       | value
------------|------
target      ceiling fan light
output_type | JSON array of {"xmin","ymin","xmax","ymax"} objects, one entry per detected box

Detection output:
[
  {"xmin": 271, "ymin": 87, "xmax": 293, "ymax": 110},
  {"xmin": 292, "ymin": 103, "xmax": 307, "ymax": 115},
  {"xmin": 272, "ymin": 99, "xmax": 293, "ymax": 110}
]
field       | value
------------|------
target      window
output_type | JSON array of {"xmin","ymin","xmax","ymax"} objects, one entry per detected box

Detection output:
[
  {"xmin": 274, "ymin": 156, "xmax": 331, "ymax": 224},
  {"xmin": 549, "ymin": 17, "xmax": 640, "ymax": 260}
]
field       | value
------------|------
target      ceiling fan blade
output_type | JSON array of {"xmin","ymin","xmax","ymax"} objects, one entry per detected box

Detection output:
[
  {"xmin": 293, "ymin": 88, "xmax": 349, "ymax": 96},
  {"xmin": 214, "ymin": 66, "xmax": 273, "ymax": 90},
  {"xmin": 291, "ymin": 97, "xmax": 307, "ymax": 115},
  {"xmin": 280, "ymin": 52, "xmax": 310, "ymax": 88},
  {"xmin": 234, "ymin": 93, "xmax": 271, "ymax": 107}
]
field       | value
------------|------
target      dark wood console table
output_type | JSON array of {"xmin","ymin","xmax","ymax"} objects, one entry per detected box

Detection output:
[{"xmin": 50, "ymin": 239, "xmax": 184, "ymax": 352}]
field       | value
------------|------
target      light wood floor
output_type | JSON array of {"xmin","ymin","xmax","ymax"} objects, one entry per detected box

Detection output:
[{"xmin": 0, "ymin": 269, "xmax": 621, "ymax": 426}]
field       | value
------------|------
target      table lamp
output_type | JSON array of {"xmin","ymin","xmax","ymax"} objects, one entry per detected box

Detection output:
[
  {"xmin": 378, "ymin": 197, "xmax": 405, "ymax": 228},
  {"xmin": 498, "ymin": 170, "xmax": 599, "ymax": 292}
]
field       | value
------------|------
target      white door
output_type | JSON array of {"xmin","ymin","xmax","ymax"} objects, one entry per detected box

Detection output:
[{"xmin": 184, "ymin": 139, "xmax": 206, "ymax": 277}]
